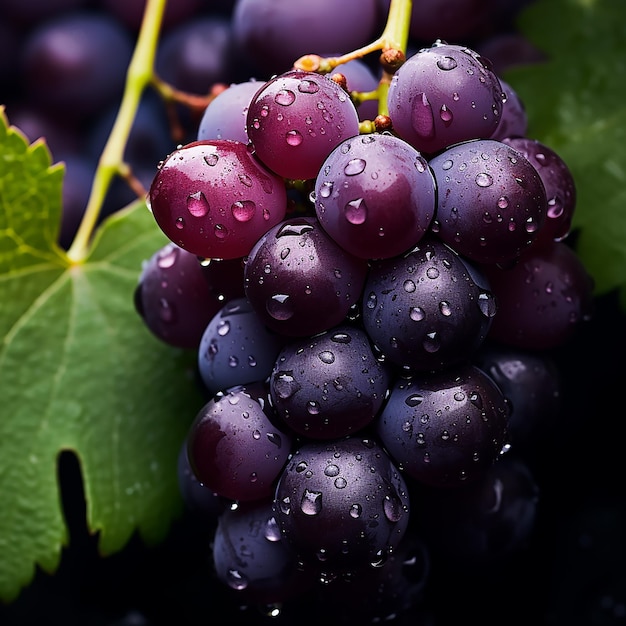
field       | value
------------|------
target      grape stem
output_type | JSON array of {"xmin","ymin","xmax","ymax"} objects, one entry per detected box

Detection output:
[
  {"xmin": 66, "ymin": 0, "xmax": 167, "ymax": 264},
  {"xmin": 293, "ymin": 0, "xmax": 412, "ymax": 116}
]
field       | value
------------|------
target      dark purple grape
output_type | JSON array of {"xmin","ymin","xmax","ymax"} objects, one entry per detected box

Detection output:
[
  {"xmin": 156, "ymin": 17, "xmax": 237, "ymax": 95},
  {"xmin": 19, "ymin": 12, "xmax": 133, "ymax": 119},
  {"xmin": 269, "ymin": 325, "xmax": 390, "ymax": 439},
  {"xmin": 416, "ymin": 455, "xmax": 539, "ymax": 566},
  {"xmin": 274, "ymin": 436, "xmax": 410, "ymax": 575},
  {"xmin": 502, "ymin": 136, "xmax": 576, "ymax": 247},
  {"xmin": 148, "ymin": 139, "xmax": 288, "ymax": 260},
  {"xmin": 246, "ymin": 69, "xmax": 360, "ymax": 181},
  {"xmin": 314, "ymin": 133, "xmax": 436, "ymax": 259},
  {"xmin": 387, "ymin": 42, "xmax": 505, "ymax": 155},
  {"xmin": 198, "ymin": 297, "xmax": 287, "ymax": 396},
  {"xmin": 474, "ymin": 342, "xmax": 562, "ymax": 450},
  {"xmin": 177, "ymin": 439, "xmax": 226, "ymax": 518},
  {"xmin": 311, "ymin": 530, "xmax": 430, "ymax": 621},
  {"xmin": 134, "ymin": 242, "xmax": 224, "ymax": 350},
  {"xmin": 243, "ymin": 216, "xmax": 368, "ymax": 337},
  {"xmin": 361, "ymin": 236, "xmax": 497, "ymax": 372},
  {"xmin": 489, "ymin": 78, "xmax": 528, "ymax": 141},
  {"xmin": 380, "ymin": 0, "xmax": 497, "ymax": 44},
  {"xmin": 212, "ymin": 498, "xmax": 314, "ymax": 604},
  {"xmin": 481, "ymin": 241, "xmax": 595, "ymax": 350},
  {"xmin": 232, "ymin": 0, "xmax": 380, "ymax": 75},
  {"xmin": 376, "ymin": 363, "xmax": 510, "ymax": 488},
  {"xmin": 186, "ymin": 382, "xmax": 293, "ymax": 502},
  {"xmin": 197, "ymin": 80, "xmax": 263, "ymax": 143},
  {"xmin": 429, "ymin": 138, "xmax": 548, "ymax": 265}
]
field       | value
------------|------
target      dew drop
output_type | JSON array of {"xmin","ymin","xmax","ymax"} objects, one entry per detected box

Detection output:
[
  {"xmin": 403, "ymin": 279, "xmax": 416, "ymax": 293},
  {"xmin": 301, "ymin": 489, "xmax": 322, "ymax": 515},
  {"xmin": 423, "ymin": 332, "xmax": 441, "ymax": 353},
  {"xmin": 307, "ymin": 401, "xmax": 320, "ymax": 415},
  {"xmin": 344, "ymin": 158, "xmax": 366, "ymax": 176},
  {"xmin": 264, "ymin": 516, "xmax": 281, "ymax": 542},
  {"xmin": 186, "ymin": 191, "xmax": 209, "ymax": 217},
  {"xmin": 319, "ymin": 350, "xmax": 335, "ymax": 364},
  {"xmin": 267, "ymin": 294, "xmax": 295, "ymax": 320},
  {"xmin": 275, "ymin": 89, "xmax": 296, "ymax": 105},
  {"xmin": 437, "ymin": 55, "xmax": 458, "ymax": 70},
  {"xmin": 203, "ymin": 152, "xmax": 219, "ymax": 166},
  {"xmin": 334, "ymin": 477, "xmax": 347, "ymax": 489},
  {"xmin": 409, "ymin": 306, "xmax": 425, "ymax": 322},
  {"xmin": 478, "ymin": 292, "xmax": 497, "ymax": 318},
  {"xmin": 344, "ymin": 198, "xmax": 368, "ymax": 224},
  {"xmin": 383, "ymin": 494, "xmax": 404, "ymax": 523},
  {"xmin": 405, "ymin": 394, "xmax": 423, "ymax": 407},
  {"xmin": 441, "ymin": 159, "xmax": 453, "ymax": 171},
  {"xmin": 426, "ymin": 267, "xmax": 440, "ymax": 279},
  {"xmin": 286, "ymin": 130, "xmax": 303, "ymax": 146},
  {"xmin": 214, "ymin": 224, "xmax": 228, "ymax": 239},
  {"xmin": 439, "ymin": 104, "xmax": 453, "ymax": 126},
  {"xmin": 231, "ymin": 200, "xmax": 256, "ymax": 222},
  {"xmin": 298, "ymin": 79, "xmax": 320, "ymax": 94},
  {"xmin": 331, "ymin": 331, "xmax": 351, "ymax": 344},
  {"xmin": 274, "ymin": 371, "xmax": 300, "ymax": 399},
  {"xmin": 217, "ymin": 320, "xmax": 230, "ymax": 336},
  {"xmin": 439, "ymin": 301, "xmax": 452, "ymax": 316},
  {"xmin": 319, "ymin": 181, "xmax": 333, "ymax": 198},
  {"xmin": 324, "ymin": 463, "xmax": 340, "ymax": 477},
  {"xmin": 349, "ymin": 503, "xmax": 362, "ymax": 519},
  {"xmin": 476, "ymin": 172, "xmax": 494, "ymax": 187}
]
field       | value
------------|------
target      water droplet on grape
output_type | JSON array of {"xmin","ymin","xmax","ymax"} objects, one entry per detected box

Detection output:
[
  {"xmin": 286, "ymin": 130, "xmax": 303, "ymax": 146},
  {"xmin": 203, "ymin": 152, "xmax": 219, "ymax": 166},
  {"xmin": 437, "ymin": 55, "xmax": 458, "ymax": 70},
  {"xmin": 156, "ymin": 246, "xmax": 178, "ymax": 269},
  {"xmin": 274, "ymin": 371, "xmax": 300, "ymax": 399},
  {"xmin": 423, "ymin": 332, "xmax": 441, "ymax": 353},
  {"xmin": 275, "ymin": 89, "xmax": 296, "ymax": 105},
  {"xmin": 318, "ymin": 350, "xmax": 335, "ymax": 364},
  {"xmin": 349, "ymin": 503, "xmax": 362, "ymax": 518},
  {"xmin": 383, "ymin": 494, "xmax": 404, "ymax": 523},
  {"xmin": 186, "ymin": 191, "xmax": 210, "ymax": 217},
  {"xmin": 324, "ymin": 464, "xmax": 340, "ymax": 477},
  {"xmin": 301, "ymin": 489, "xmax": 322, "ymax": 515},
  {"xmin": 344, "ymin": 158, "xmax": 366, "ymax": 176},
  {"xmin": 319, "ymin": 181, "xmax": 333, "ymax": 198},
  {"xmin": 298, "ymin": 78, "xmax": 320, "ymax": 94},
  {"xmin": 405, "ymin": 394, "xmax": 423, "ymax": 407},
  {"xmin": 231, "ymin": 200, "xmax": 256, "ymax": 222},
  {"xmin": 267, "ymin": 293, "xmax": 295, "ymax": 320},
  {"xmin": 475, "ymin": 172, "xmax": 494, "ymax": 187},
  {"xmin": 439, "ymin": 104, "xmax": 453, "ymax": 126},
  {"xmin": 409, "ymin": 306, "xmax": 425, "ymax": 321},
  {"xmin": 226, "ymin": 569, "xmax": 248, "ymax": 591},
  {"xmin": 344, "ymin": 198, "xmax": 368, "ymax": 224}
]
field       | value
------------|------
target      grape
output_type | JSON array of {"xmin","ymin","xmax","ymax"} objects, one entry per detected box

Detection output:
[
  {"xmin": 474, "ymin": 342, "xmax": 562, "ymax": 450},
  {"xmin": 155, "ymin": 17, "xmax": 238, "ymax": 95},
  {"xmin": 489, "ymin": 79, "xmax": 528, "ymax": 141},
  {"xmin": 313, "ymin": 133, "xmax": 436, "ymax": 259},
  {"xmin": 429, "ymin": 138, "xmax": 548, "ymax": 265},
  {"xmin": 186, "ymin": 382, "xmax": 293, "ymax": 502},
  {"xmin": 481, "ymin": 241, "xmax": 595, "ymax": 350},
  {"xmin": 502, "ymin": 136, "xmax": 577, "ymax": 246},
  {"xmin": 243, "ymin": 216, "xmax": 368, "ymax": 337},
  {"xmin": 197, "ymin": 80, "xmax": 263, "ymax": 143},
  {"xmin": 134, "ymin": 242, "xmax": 224, "ymax": 350},
  {"xmin": 198, "ymin": 297, "xmax": 287, "ymax": 396},
  {"xmin": 246, "ymin": 69, "xmax": 361, "ymax": 181},
  {"xmin": 361, "ymin": 236, "xmax": 497, "ymax": 372},
  {"xmin": 416, "ymin": 455, "xmax": 539, "ymax": 566},
  {"xmin": 379, "ymin": 0, "xmax": 497, "ymax": 44},
  {"xmin": 476, "ymin": 32, "xmax": 546, "ymax": 76},
  {"xmin": 387, "ymin": 41, "xmax": 505, "ymax": 155},
  {"xmin": 102, "ymin": 0, "xmax": 206, "ymax": 33},
  {"xmin": 177, "ymin": 440, "xmax": 226, "ymax": 519},
  {"xmin": 148, "ymin": 139, "xmax": 288, "ymax": 260},
  {"xmin": 320, "ymin": 56, "xmax": 380, "ymax": 122},
  {"xmin": 19, "ymin": 12, "xmax": 133, "ymax": 119},
  {"xmin": 273, "ymin": 436, "xmax": 410, "ymax": 576},
  {"xmin": 269, "ymin": 324, "xmax": 390, "ymax": 439},
  {"xmin": 376, "ymin": 363, "xmax": 510, "ymax": 488},
  {"xmin": 232, "ymin": 0, "xmax": 380, "ymax": 75},
  {"xmin": 212, "ymin": 498, "xmax": 314, "ymax": 603}
]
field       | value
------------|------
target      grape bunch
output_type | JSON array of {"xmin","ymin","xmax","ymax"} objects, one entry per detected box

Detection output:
[{"xmin": 133, "ymin": 10, "xmax": 594, "ymax": 626}]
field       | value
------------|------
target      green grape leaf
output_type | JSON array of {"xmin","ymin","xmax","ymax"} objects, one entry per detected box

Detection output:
[
  {"xmin": 505, "ymin": 0, "xmax": 626, "ymax": 299},
  {"xmin": 0, "ymin": 109, "xmax": 203, "ymax": 602}
]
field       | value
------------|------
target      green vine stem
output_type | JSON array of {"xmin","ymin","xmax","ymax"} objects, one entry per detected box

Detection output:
[{"xmin": 66, "ymin": 0, "xmax": 167, "ymax": 263}]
